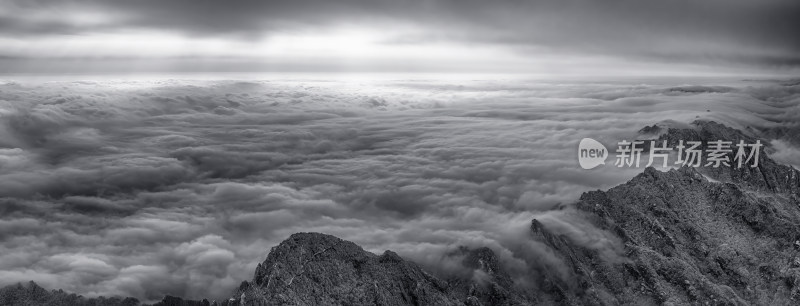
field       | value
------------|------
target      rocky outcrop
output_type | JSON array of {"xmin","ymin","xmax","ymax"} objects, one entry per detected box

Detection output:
[
  {"xmin": 527, "ymin": 219, "xmax": 626, "ymax": 305},
  {"xmin": 657, "ymin": 120, "xmax": 800, "ymax": 194},
  {"xmin": 522, "ymin": 121, "xmax": 800, "ymax": 305},
  {"xmin": 638, "ymin": 124, "xmax": 663, "ymax": 135},
  {"xmin": 562, "ymin": 166, "xmax": 800, "ymax": 305},
  {"xmin": 443, "ymin": 246, "xmax": 533, "ymax": 306},
  {"xmin": 234, "ymin": 232, "xmax": 462, "ymax": 306}
]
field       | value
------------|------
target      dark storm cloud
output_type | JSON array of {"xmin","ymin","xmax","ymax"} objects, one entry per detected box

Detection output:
[{"xmin": 1, "ymin": 0, "xmax": 799, "ymax": 68}]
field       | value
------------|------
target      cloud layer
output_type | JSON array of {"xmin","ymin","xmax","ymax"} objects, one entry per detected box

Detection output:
[{"xmin": 0, "ymin": 74, "xmax": 798, "ymax": 301}]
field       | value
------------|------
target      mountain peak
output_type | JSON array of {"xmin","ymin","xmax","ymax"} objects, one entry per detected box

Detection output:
[
  {"xmin": 244, "ymin": 232, "xmax": 461, "ymax": 306},
  {"xmin": 656, "ymin": 120, "xmax": 800, "ymax": 193}
]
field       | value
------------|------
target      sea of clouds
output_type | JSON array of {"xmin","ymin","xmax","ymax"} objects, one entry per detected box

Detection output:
[{"xmin": 0, "ymin": 73, "xmax": 797, "ymax": 301}]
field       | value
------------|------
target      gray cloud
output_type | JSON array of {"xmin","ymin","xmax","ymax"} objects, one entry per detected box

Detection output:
[
  {"xmin": 0, "ymin": 0, "xmax": 798, "ymax": 70},
  {"xmin": 0, "ymin": 76, "xmax": 799, "ymax": 302}
]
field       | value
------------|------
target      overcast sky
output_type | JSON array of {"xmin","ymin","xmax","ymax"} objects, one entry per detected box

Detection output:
[{"xmin": 1, "ymin": 0, "xmax": 799, "ymax": 74}]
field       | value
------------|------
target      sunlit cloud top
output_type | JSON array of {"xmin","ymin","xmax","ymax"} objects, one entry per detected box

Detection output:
[{"xmin": 1, "ymin": 0, "xmax": 799, "ymax": 74}]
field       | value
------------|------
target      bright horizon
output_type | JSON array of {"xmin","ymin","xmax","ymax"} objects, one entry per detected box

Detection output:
[{"xmin": 2, "ymin": 0, "xmax": 799, "ymax": 75}]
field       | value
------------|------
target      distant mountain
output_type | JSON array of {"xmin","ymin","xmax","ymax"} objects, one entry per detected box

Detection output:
[
  {"xmin": 0, "ymin": 281, "xmax": 140, "ymax": 306},
  {"xmin": 4, "ymin": 121, "xmax": 799, "ymax": 305}
]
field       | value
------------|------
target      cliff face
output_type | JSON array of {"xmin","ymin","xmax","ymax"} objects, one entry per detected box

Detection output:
[
  {"xmin": 656, "ymin": 120, "xmax": 800, "ymax": 194},
  {"xmin": 443, "ymin": 246, "xmax": 532, "ymax": 306},
  {"xmin": 559, "ymin": 166, "xmax": 800, "ymax": 305},
  {"xmin": 525, "ymin": 121, "xmax": 800, "ymax": 305},
  {"xmin": 228, "ymin": 233, "xmax": 535, "ymax": 306},
  {"xmin": 241, "ymin": 232, "xmax": 461, "ymax": 306}
]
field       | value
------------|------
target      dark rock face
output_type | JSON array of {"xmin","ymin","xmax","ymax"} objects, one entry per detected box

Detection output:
[
  {"xmin": 638, "ymin": 124, "xmax": 663, "ymax": 135},
  {"xmin": 527, "ymin": 219, "xmax": 625, "ymax": 305},
  {"xmin": 444, "ymin": 246, "xmax": 533, "ymax": 306},
  {"xmin": 520, "ymin": 121, "xmax": 800, "ymax": 305},
  {"xmin": 658, "ymin": 120, "xmax": 800, "ymax": 194},
  {"xmin": 567, "ymin": 167, "xmax": 800, "ymax": 305},
  {"xmin": 225, "ymin": 233, "xmax": 542, "ymax": 306},
  {"xmin": 237, "ymin": 232, "xmax": 462, "ymax": 306}
]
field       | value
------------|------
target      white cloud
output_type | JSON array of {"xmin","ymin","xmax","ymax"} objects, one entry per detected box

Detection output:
[{"xmin": 0, "ymin": 75, "xmax": 797, "ymax": 302}]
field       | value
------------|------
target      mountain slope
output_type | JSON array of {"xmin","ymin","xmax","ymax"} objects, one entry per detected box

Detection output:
[
  {"xmin": 240, "ymin": 232, "xmax": 461, "ymax": 306},
  {"xmin": 524, "ymin": 121, "xmax": 800, "ymax": 305}
]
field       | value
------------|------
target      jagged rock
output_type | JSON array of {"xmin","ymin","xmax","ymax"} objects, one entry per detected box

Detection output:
[
  {"xmin": 236, "ymin": 232, "xmax": 462, "ymax": 306},
  {"xmin": 444, "ymin": 246, "xmax": 533, "ymax": 306},
  {"xmin": 638, "ymin": 125, "xmax": 663, "ymax": 135},
  {"xmin": 657, "ymin": 120, "xmax": 800, "ymax": 194},
  {"xmin": 537, "ymin": 165, "xmax": 800, "ymax": 305},
  {"xmin": 528, "ymin": 218, "xmax": 630, "ymax": 306},
  {"xmin": 521, "ymin": 121, "xmax": 800, "ymax": 305}
]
